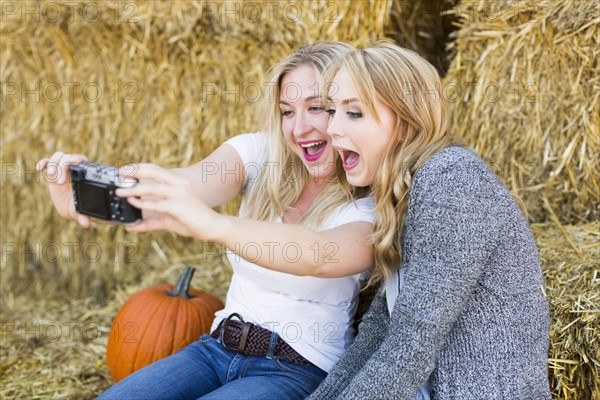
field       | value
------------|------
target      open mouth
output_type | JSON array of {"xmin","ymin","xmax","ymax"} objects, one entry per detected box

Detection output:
[
  {"xmin": 300, "ymin": 140, "xmax": 327, "ymax": 162},
  {"xmin": 339, "ymin": 149, "xmax": 360, "ymax": 171}
]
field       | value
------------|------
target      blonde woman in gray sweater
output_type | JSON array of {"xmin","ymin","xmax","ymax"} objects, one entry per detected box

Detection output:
[{"xmin": 310, "ymin": 42, "xmax": 551, "ymax": 399}]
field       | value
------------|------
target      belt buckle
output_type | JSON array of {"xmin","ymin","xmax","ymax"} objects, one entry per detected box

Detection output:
[{"xmin": 220, "ymin": 313, "xmax": 251, "ymax": 355}]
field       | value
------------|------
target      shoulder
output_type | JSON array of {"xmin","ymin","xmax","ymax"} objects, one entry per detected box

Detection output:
[
  {"xmin": 347, "ymin": 196, "xmax": 375, "ymax": 214},
  {"xmin": 416, "ymin": 145, "xmax": 489, "ymax": 182},
  {"xmin": 223, "ymin": 132, "xmax": 269, "ymax": 167},
  {"xmin": 405, "ymin": 145, "xmax": 532, "ymax": 245},
  {"xmin": 223, "ymin": 132, "xmax": 268, "ymax": 189},
  {"xmin": 337, "ymin": 196, "xmax": 376, "ymax": 221},
  {"xmin": 323, "ymin": 196, "xmax": 377, "ymax": 228},
  {"xmin": 348, "ymin": 196, "xmax": 375, "ymax": 211},
  {"xmin": 224, "ymin": 132, "xmax": 268, "ymax": 155},
  {"xmin": 410, "ymin": 145, "xmax": 509, "ymax": 209}
]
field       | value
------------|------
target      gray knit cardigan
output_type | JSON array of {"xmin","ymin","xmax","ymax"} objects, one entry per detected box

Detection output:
[{"xmin": 308, "ymin": 146, "xmax": 551, "ymax": 400}]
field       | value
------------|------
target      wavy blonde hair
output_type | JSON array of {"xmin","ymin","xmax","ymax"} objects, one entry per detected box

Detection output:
[
  {"xmin": 244, "ymin": 42, "xmax": 365, "ymax": 229},
  {"xmin": 325, "ymin": 41, "xmax": 454, "ymax": 285}
]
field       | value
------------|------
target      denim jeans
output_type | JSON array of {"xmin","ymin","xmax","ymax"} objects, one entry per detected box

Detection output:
[
  {"xmin": 415, "ymin": 382, "xmax": 431, "ymax": 400},
  {"xmin": 97, "ymin": 333, "xmax": 327, "ymax": 400}
]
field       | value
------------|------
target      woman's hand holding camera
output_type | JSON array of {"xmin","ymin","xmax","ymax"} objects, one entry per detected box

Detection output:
[
  {"xmin": 115, "ymin": 163, "xmax": 224, "ymax": 240},
  {"xmin": 36, "ymin": 152, "xmax": 92, "ymax": 228},
  {"xmin": 37, "ymin": 153, "xmax": 217, "ymax": 234}
]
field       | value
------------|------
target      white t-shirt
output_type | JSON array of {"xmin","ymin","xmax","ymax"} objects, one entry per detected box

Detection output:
[{"xmin": 212, "ymin": 132, "xmax": 376, "ymax": 372}]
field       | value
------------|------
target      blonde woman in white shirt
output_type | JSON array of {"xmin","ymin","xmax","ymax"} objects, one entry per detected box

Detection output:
[{"xmin": 37, "ymin": 42, "xmax": 375, "ymax": 400}]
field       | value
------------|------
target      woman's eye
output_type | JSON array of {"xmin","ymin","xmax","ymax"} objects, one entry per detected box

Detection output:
[
  {"xmin": 326, "ymin": 108, "xmax": 336, "ymax": 116},
  {"xmin": 347, "ymin": 111, "xmax": 363, "ymax": 119},
  {"xmin": 281, "ymin": 110, "xmax": 293, "ymax": 117},
  {"xmin": 309, "ymin": 105, "xmax": 324, "ymax": 113}
]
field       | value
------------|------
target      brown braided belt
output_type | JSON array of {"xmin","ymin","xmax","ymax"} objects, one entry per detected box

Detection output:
[{"xmin": 210, "ymin": 313, "xmax": 313, "ymax": 366}]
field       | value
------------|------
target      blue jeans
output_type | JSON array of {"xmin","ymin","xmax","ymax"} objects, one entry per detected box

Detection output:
[
  {"xmin": 97, "ymin": 333, "xmax": 327, "ymax": 400},
  {"xmin": 415, "ymin": 382, "xmax": 431, "ymax": 400}
]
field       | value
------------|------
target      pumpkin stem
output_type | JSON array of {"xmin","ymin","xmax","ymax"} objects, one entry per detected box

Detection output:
[{"xmin": 166, "ymin": 266, "xmax": 195, "ymax": 299}]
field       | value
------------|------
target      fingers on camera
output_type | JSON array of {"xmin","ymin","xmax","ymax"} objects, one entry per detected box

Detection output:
[
  {"xmin": 39, "ymin": 153, "xmax": 87, "ymax": 184},
  {"xmin": 36, "ymin": 158, "xmax": 49, "ymax": 171},
  {"xmin": 76, "ymin": 214, "xmax": 91, "ymax": 228}
]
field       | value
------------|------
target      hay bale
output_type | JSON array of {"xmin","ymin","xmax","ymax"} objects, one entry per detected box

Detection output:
[
  {"xmin": 0, "ymin": 296, "xmax": 114, "ymax": 399},
  {"xmin": 444, "ymin": 0, "xmax": 599, "ymax": 223},
  {"xmin": 0, "ymin": 261, "xmax": 228, "ymax": 398},
  {"xmin": 533, "ymin": 221, "xmax": 599, "ymax": 400}
]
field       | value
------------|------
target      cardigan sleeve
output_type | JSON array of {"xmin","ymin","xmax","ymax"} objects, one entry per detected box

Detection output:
[
  {"xmin": 333, "ymin": 156, "xmax": 509, "ymax": 399},
  {"xmin": 306, "ymin": 289, "xmax": 389, "ymax": 400}
]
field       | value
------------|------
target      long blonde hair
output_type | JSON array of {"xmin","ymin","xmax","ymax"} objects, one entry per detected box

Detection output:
[
  {"xmin": 326, "ymin": 42, "xmax": 454, "ymax": 285},
  {"xmin": 244, "ymin": 42, "xmax": 364, "ymax": 228}
]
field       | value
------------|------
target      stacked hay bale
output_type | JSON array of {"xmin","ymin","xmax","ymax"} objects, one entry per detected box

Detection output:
[
  {"xmin": 444, "ymin": 0, "xmax": 599, "ymax": 224},
  {"xmin": 444, "ymin": 1, "xmax": 599, "ymax": 398},
  {"xmin": 537, "ymin": 222, "xmax": 599, "ymax": 400}
]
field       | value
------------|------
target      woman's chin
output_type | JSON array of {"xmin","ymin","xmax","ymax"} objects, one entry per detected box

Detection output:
[
  {"xmin": 346, "ymin": 171, "xmax": 371, "ymax": 188},
  {"xmin": 305, "ymin": 163, "xmax": 336, "ymax": 183}
]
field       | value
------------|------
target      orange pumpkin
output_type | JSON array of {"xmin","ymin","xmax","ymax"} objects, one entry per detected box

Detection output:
[{"xmin": 106, "ymin": 266, "xmax": 224, "ymax": 382}]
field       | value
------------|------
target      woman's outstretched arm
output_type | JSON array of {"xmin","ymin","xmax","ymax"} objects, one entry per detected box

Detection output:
[{"xmin": 117, "ymin": 163, "xmax": 374, "ymax": 278}]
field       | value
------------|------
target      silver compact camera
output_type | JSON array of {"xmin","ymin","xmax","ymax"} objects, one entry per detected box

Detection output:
[{"xmin": 70, "ymin": 162, "xmax": 142, "ymax": 224}]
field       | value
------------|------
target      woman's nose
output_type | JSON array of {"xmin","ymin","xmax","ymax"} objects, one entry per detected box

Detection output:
[
  {"xmin": 293, "ymin": 114, "xmax": 311, "ymax": 137},
  {"xmin": 326, "ymin": 114, "xmax": 343, "ymax": 138}
]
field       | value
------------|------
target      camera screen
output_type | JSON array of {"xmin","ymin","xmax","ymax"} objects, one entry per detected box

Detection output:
[{"xmin": 77, "ymin": 183, "xmax": 109, "ymax": 219}]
